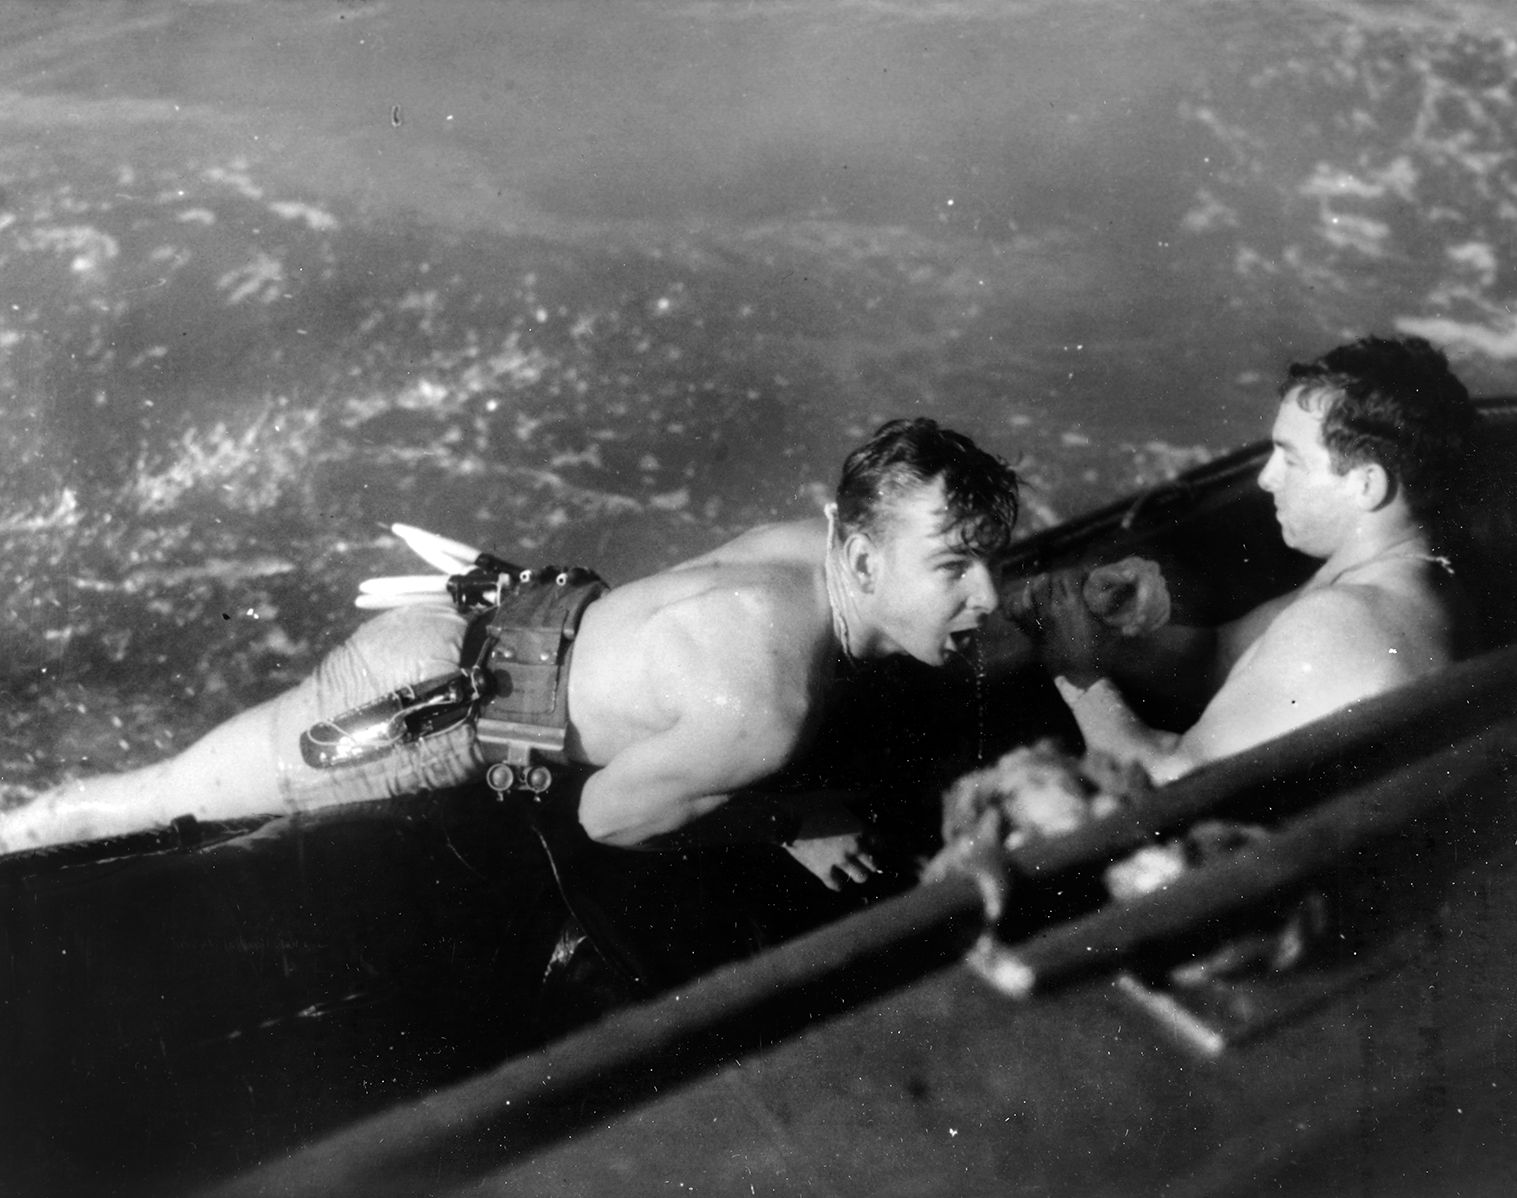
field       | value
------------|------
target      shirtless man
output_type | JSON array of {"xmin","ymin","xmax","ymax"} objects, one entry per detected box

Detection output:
[
  {"xmin": 1022, "ymin": 335, "xmax": 1475, "ymax": 783},
  {"xmin": 1, "ymin": 418, "xmax": 1019, "ymax": 889}
]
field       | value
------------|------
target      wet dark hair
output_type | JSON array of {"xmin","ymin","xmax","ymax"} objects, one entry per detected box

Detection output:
[
  {"xmin": 1283, "ymin": 334, "xmax": 1474, "ymax": 520},
  {"xmin": 834, "ymin": 417, "xmax": 1020, "ymax": 557}
]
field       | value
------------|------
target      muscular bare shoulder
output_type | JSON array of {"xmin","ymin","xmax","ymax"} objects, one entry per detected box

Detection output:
[
  {"xmin": 1179, "ymin": 584, "xmax": 1441, "ymax": 767},
  {"xmin": 567, "ymin": 552, "xmax": 826, "ymax": 767},
  {"xmin": 670, "ymin": 517, "xmax": 827, "ymax": 571},
  {"xmin": 568, "ymin": 550, "xmax": 834, "ymax": 844},
  {"xmin": 1252, "ymin": 585, "xmax": 1423, "ymax": 682}
]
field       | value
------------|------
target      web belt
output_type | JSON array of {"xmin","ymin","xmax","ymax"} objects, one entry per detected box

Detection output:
[{"xmin": 299, "ymin": 561, "xmax": 607, "ymax": 797}]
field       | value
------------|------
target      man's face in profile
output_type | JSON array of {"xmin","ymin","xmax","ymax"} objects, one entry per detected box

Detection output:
[{"xmin": 1258, "ymin": 391, "xmax": 1362, "ymax": 558}]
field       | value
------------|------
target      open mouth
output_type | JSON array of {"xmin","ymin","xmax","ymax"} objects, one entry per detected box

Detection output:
[{"xmin": 946, "ymin": 629, "xmax": 977, "ymax": 658}]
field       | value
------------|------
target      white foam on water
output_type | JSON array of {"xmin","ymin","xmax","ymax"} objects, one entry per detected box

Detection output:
[
  {"xmin": 217, "ymin": 251, "xmax": 287, "ymax": 306},
  {"xmin": 0, "ymin": 489, "xmax": 82, "ymax": 536},
  {"xmin": 1396, "ymin": 314, "xmax": 1517, "ymax": 361},
  {"xmin": 17, "ymin": 224, "xmax": 120, "ymax": 281},
  {"xmin": 126, "ymin": 408, "xmax": 320, "ymax": 516},
  {"xmin": 71, "ymin": 557, "xmax": 298, "ymax": 596},
  {"xmin": 268, "ymin": 201, "xmax": 340, "ymax": 233}
]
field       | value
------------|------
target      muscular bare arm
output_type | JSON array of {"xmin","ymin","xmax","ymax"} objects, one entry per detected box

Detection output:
[
  {"xmin": 577, "ymin": 693, "xmax": 881, "ymax": 889},
  {"xmin": 573, "ymin": 597, "xmax": 884, "ymax": 888},
  {"xmin": 573, "ymin": 591, "xmax": 825, "ymax": 843},
  {"xmin": 576, "ymin": 707, "xmax": 797, "ymax": 847},
  {"xmin": 575, "ymin": 613, "xmax": 801, "ymax": 848}
]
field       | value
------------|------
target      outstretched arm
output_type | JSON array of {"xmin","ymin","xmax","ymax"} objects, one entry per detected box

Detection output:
[
  {"xmin": 573, "ymin": 595, "xmax": 882, "ymax": 888},
  {"xmin": 632, "ymin": 787, "xmax": 882, "ymax": 891},
  {"xmin": 575, "ymin": 705, "xmax": 789, "ymax": 847},
  {"xmin": 577, "ymin": 727, "xmax": 881, "ymax": 889},
  {"xmin": 1054, "ymin": 676, "xmax": 1189, "ymax": 781}
]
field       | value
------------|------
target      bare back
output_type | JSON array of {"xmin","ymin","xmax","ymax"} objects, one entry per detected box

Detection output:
[{"xmin": 566, "ymin": 518, "xmax": 840, "ymax": 845}]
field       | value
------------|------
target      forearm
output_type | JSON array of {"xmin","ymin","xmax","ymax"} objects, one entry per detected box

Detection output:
[
  {"xmin": 1054, "ymin": 675, "xmax": 1191, "ymax": 783},
  {"xmin": 577, "ymin": 774, "xmax": 724, "ymax": 847},
  {"xmin": 637, "ymin": 791, "xmax": 804, "ymax": 850}
]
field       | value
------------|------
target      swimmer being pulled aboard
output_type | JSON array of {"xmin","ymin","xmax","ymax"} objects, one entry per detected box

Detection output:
[
  {"xmin": 1012, "ymin": 335, "xmax": 1476, "ymax": 783},
  {"xmin": 1, "ymin": 419, "xmax": 1020, "ymax": 891}
]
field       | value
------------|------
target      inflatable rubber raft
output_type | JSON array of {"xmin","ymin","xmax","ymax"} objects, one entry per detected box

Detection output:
[{"xmin": 8, "ymin": 401, "xmax": 1517, "ymax": 1197}]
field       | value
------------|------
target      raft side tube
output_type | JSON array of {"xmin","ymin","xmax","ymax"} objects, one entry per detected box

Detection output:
[{"xmin": 202, "ymin": 636, "xmax": 1517, "ymax": 1198}]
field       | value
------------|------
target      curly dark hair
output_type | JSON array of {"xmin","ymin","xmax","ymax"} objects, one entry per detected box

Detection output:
[
  {"xmin": 834, "ymin": 417, "xmax": 1020, "ymax": 557},
  {"xmin": 1283, "ymin": 335, "xmax": 1474, "ymax": 520}
]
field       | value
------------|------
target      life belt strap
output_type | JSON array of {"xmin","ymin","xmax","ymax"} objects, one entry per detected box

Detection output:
[
  {"xmin": 461, "ymin": 566, "xmax": 608, "ymax": 779},
  {"xmin": 298, "ymin": 564, "xmax": 607, "ymax": 785}
]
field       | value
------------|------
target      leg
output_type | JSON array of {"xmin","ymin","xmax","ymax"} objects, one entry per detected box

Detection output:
[
  {"xmin": 2, "ymin": 605, "xmax": 483, "ymax": 855},
  {"xmin": 0, "ymin": 694, "xmax": 290, "ymax": 852}
]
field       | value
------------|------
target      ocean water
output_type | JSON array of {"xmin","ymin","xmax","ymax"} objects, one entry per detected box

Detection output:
[{"xmin": 2, "ymin": 0, "xmax": 1515, "ymax": 792}]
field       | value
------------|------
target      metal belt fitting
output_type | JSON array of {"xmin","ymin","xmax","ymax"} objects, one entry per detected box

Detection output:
[
  {"xmin": 299, "ymin": 556, "xmax": 606, "ymax": 787},
  {"xmin": 460, "ymin": 564, "xmax": 608, "ymax": 799},
  {"xmin": 299, "ymin": 667, "xmax": 490, "ymax": 770}
]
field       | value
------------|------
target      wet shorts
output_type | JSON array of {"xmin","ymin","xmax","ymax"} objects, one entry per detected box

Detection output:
[{"xmin": 268, "ymin": 605, "xmax": 487, "ymax": 814}]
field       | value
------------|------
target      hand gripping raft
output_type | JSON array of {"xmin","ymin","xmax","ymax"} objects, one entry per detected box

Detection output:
[{"xmin": 299, "ymin": 524, "xmax": 607, "ymax": 796}]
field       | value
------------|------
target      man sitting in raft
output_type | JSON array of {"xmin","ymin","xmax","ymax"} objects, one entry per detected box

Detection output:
[
  {"xmin": 1014, "ymin": 335, "xmax": 1476, "ymax": 783},
  {"xmin": 1, "ymin": 418, "xmax": 1020, "ymax": 890}
]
